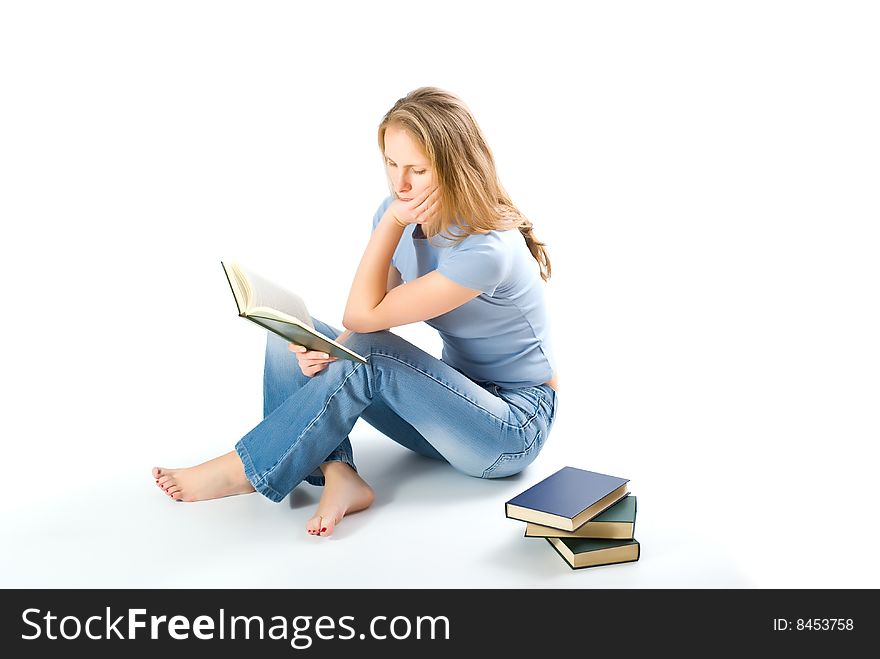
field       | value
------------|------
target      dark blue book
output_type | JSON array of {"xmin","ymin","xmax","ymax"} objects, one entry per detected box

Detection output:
[{"xmin": 505, "ymin": 466, "xmax": 630, "ymax": 531}]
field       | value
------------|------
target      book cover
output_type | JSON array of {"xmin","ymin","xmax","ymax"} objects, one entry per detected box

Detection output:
[
  {"xmin": 546, "ymin": 537, "xmax": 641, "ymax": 570},
  {"xmin": 505, "ymin": 466, "xmax": 629, "ymax": 531},
  {"xmin": 525, "ymin": 495, "xmax": 637, "ymax": 539},
  {"xmin": 221, "ymin": 260, "xmax": 367, "ymax": 364}
]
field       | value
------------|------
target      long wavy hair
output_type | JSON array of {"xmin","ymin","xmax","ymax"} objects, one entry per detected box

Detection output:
[{"xmin": 378, "ymin": 87, "xmax": 551, "ymax": 281}]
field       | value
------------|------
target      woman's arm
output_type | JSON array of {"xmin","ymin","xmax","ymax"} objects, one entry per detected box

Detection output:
[
  {"xmin": 342, "ymin": 209, "xmax": 405, "ymax": 330},
  {"xmin": 387, "ymin": 265, "xmax": 403, "ymax": 292},
  {"xmin": 343, "ymin": 191, "xmax": 480, "ymax": 333}
]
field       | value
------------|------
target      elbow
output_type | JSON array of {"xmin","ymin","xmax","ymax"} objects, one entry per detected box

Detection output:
[
  {"xmin": 342, "ymin": 312, "xmax": 369, "ymax": 334},
  {"xmin": 341, "ymin": 304, "xmax": 361, "ymax": 332},
  {"xmin": 344, "ymin": 296, "xmax": 392, "ymax": 332},
  {"xmin": 343, "ymin": 310, "xmax": 387, "ymax": 334}
]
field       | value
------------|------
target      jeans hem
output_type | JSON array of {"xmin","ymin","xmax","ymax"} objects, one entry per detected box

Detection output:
[
  {"xmin": 235, "ymin": 441, "xmax": 286, "ymax": 503},
  {"xmin": 303, "ymin": 456, "xmax": 359, "ymax": 487}
]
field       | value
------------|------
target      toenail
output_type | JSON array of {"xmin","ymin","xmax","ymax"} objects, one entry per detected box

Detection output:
[{"xmin": 321, "ymin": 527, "xmax": 327, "ymax": 532}]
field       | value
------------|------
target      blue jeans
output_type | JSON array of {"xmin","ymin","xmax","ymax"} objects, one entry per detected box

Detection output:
[{"xmin": 235, "ymin": 319, "xmax": 558, "ymax": 502}]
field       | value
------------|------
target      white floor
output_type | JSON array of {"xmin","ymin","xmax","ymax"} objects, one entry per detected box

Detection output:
[{"xmin": 2, "ymin": 424, "xmax": 753, "ymax": 589}]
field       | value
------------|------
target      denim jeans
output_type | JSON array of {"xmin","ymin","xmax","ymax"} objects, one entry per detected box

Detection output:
[{"xmin": 235, "ymin": 319, "xmax": 559, "ymax": 502}]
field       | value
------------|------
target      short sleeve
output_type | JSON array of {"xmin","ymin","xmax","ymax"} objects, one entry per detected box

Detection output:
[{"xmin": 438, "ymin": 232, "xmax": 511, "ymax": 296}]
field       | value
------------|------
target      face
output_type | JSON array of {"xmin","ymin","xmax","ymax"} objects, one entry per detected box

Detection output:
[{"xmin": 383, "ymin": 124, "xmax": 436, "ymax": 203}]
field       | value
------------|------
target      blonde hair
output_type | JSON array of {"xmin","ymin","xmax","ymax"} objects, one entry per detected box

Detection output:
[{"xmin": 378, "ymin": 87, "xmax": 551, "ymax": 281}]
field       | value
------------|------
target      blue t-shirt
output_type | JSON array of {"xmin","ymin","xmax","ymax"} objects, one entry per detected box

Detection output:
[{"xmin": 371, "ymin": 196, "xmax": 555, "ymax": 388}]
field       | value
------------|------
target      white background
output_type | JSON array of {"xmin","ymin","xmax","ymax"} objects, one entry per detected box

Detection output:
[{"xmin": 1, "ymin": 1, "xmax": 877, "ymax": 588}]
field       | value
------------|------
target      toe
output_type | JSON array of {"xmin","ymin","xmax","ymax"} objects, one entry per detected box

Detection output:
[
  {"xmin": 305, "ymin": 515, "xmax": 322, "ymax": 536},
  {"xmin": 318, "ymin": 516, "xmax": 335, "ymax": 537},
  {"xmin": 152, "ymin": 467, "xmax": 163, "ymax": 479},
  {"xmin": 166, "ymin": 484, "xmax": 181, "ymax": 496}
]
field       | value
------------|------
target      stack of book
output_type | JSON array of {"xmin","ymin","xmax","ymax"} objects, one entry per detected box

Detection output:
[{"xmin": 505, "ymin": 466, "xmax": 640, "ymax": 569}]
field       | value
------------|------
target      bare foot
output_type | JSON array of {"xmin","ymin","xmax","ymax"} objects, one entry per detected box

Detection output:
[
  {"xmin": 306, "ymin": 462, "xmax": 374, "ymax": 537},
  {"xmin": 153, "ymin": 451, "xmax": 255, "ymax": 502}
]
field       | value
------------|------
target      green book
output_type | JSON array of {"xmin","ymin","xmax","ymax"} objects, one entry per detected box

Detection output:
[
  {"xmin": 546, "ymin": 537, "xmax": 640, "ymax": 570},
  {"xmin": 221, "ymin": 261, "xmax": 367, "ymax": 364},
  {"xmin": 525, "ymin": 496, "xmax": 636, "ymax": 539}
]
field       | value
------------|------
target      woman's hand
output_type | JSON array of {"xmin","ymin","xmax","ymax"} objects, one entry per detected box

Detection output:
[
  {"xmin": 386, "ymin": 186, "xmax": 442, "ymax": 228},
  {"xmin": 288, "ymin": 330, "xmax": 352, "ymax": 377}
]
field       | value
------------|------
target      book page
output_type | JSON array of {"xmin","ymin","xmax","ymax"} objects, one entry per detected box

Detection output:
[
  {"xmin": 234, "ymin": 262, "xmax": 315, "ymax": 329},
  {"xmin": 221, "ymin": 261, "xmax": 246, "ymax": 315}
]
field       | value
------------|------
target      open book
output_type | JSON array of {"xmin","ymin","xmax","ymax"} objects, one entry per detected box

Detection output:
[{"xmin": 221, "ymin": 261, "xmax": 367, "ymax": 364}]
